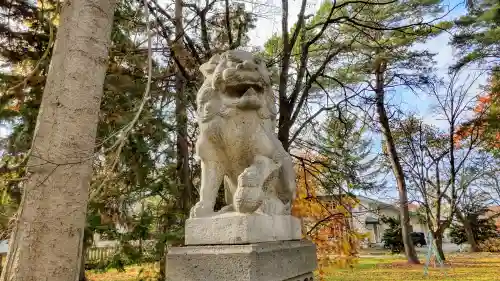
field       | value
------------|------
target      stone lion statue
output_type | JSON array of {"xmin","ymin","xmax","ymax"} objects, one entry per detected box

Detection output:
[{"xmin": 190, "ymin": 50, "xmax": 296, "ymax": 218}]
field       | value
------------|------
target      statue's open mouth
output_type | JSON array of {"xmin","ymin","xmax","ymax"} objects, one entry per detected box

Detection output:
[{"xmin": 225, "ymin": 82, "xmax": 264, "ymax": 98}]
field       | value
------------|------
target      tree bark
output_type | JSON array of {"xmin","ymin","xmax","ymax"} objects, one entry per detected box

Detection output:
[
  {"xmin": 0, "ymin": 1, "xmax": 117, "ymax": 280},
  {"xmin": 455, "ymin": 209, "xmax": 480, "ymax": 252},
  {"xmin": 174, "ymin": 0, "xmax": 193, "ymax": 215},
  {"xmin": 374, "ymin": 61, "xmax": 420, "ymax": 264},
  {"xmin": 157, "ymin": 220, "xmax": 168, "ymax": 281},
  {"xmin": 434, "ymin": 232, "xmax": 446, "ymax": 261}
]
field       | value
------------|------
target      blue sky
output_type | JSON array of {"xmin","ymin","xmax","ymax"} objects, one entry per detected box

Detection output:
[
  {"xmin": 247, "ymin": 0, "xmax": 479, "ymax": 119},
  {"xmin": 1, "ymin": 0, "xmax": 486, "ymax": 203},
  {"xmin": 243, "ymin": 0, "xmax": 487, "ymax": 202},
  {"xmin": 245, "ymin": 0, "xmax": 485, "ymax": 138}
]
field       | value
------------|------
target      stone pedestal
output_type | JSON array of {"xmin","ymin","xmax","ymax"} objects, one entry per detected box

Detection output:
[
  {"xmin": 185, "ymin": 213, "xmax": 302, "ymax": 245},
  {"xmin": 165, "ymin": 213, "xmax": 317, "ymax": 281},
  {"xmin": 165, "ymin": 240, "xmax": 317, "ymax": 281}
]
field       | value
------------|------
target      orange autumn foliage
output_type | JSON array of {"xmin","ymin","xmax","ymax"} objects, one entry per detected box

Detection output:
[
  {"xmin": 455, "ymin": 72, "xmax": 500, "ymax": 150},
  {"xmin": 291, "ymin": 152, "xmax": 364, "ymax": 280}
]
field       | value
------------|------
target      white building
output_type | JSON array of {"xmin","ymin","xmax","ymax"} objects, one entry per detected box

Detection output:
[{"xmin": 317, "ymin": 194, "xmax": 429, "ymax": 245}]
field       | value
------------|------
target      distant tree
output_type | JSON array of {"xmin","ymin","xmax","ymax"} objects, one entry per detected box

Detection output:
[
  {"xmin": 391, "ymin": 115, "xmax": 451, "ymax": 259},
  {"xmin": 313, "ymin": 111, "xmax": 385, "ymax": 195},
  {"xmin": 380, "ymin": 216, "xmax": 404, "ymax": 253},
  {"xmin": 455, "ymin": 69, "xmax": 500, "ymax": 156},
  {"xmin": 451, "ymin": 0, "xmax": 500, "ymax": 156},
  {"xmin": 449, "ymin": 210, "xmax": 498, "ymax": 245},
  {"xmin": 331, "ymin": 0, "xmax": 451, "ymax": 264}
]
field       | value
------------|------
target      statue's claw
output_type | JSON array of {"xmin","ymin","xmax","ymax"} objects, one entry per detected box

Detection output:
[
  {"xmin": 190, "ymin": 201, "xmax": 215, "ymax": 218},
  {"xmin": 217, "ymin": 204, "xmax": 235, "ymax": 214}
]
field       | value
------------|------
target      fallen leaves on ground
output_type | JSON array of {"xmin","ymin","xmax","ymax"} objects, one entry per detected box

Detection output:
[
  {"xmin": 87, "ymin": 253, "xmax": 500, "ymax": 281},
  {"xmin": 86, "ymin": 264, "xmax": 159, "ymax": 281},
  {"xmin": 326, "ymin": 253, "xmax": 500, "ymax": 281}
]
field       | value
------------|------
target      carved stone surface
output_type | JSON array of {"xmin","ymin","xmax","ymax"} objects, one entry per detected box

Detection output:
[
  {"xmin": 190, "ymin": 50, "xmax": 296, "ymax": 218},
  {"xmin": 165, "ymin": 240, "xmax": 317, "ymax": 281},
  {"xmin": 185, "ymin": 213, "xmax": 302, "ymax": 245}
]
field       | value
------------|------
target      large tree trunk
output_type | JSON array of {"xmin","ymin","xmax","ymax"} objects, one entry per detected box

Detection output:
[
  {"xmin": 374, "ymin": 62, "xmax": 420, "ymax": 264},
  {"xmin": 455, "ymin": 210, "xmax": 479, "ymax": 252},
  {"xmin": 174, "ymin": 0, "xmax": 192, "ymax": 215},
  {"xmin": 0, "ymin": 1, "xmax": 117, "ymax": 280}
]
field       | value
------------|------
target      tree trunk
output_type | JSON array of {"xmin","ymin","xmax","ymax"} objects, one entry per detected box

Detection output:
[
  {"xmin": 374, "ymin": 62, "xmax": 420, "ymax": 264},
  {"xmin": 0, "ymin": 1, "xmax": 117, "ymax": 281},
  {"xmin": 174, "ymin": 0, "xmax": 192, "ymax": 215},
  {"xmin": 455, "ymin": 210, "xmax": 479, "ymax": 252},
  {"xmin": 463, "ymin": 220, "xmax": 479, "ymax": 252},
  {"xmin": 434, "ymin": 232, "xmax": 446, "ymax": 261},
  {"xmin": 277, "ymin": 107, "xmax": 292, "ymax": 151},
  {"xmin": 157, "ymin": 221, "xmax": 168, "ymax": 281}
]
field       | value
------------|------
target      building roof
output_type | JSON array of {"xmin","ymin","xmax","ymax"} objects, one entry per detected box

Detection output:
[
  {"xmin": 486, "ymin": 206, "xmax": 500, "ymax": 230},
  {"xmin": 316, "ymin": 193, "xmax": 399, "ymax": 211}
]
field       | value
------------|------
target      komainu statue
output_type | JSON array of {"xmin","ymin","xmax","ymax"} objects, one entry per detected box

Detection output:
[{"xmin": 190, "ymin": 50, "xmax": 296, "ymax": 218}]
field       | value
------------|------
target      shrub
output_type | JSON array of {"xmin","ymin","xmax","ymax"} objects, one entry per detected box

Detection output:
[
  {"xmin": 478, "ymin": 237, "xmax": 500, "ymax": 252},
  {"xmin": 380, "ymin": 216, "xmax": 403, "ymax": 253}
]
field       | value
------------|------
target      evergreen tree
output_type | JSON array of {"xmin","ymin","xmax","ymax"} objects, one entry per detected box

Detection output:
[
  {"xmin": 0, "ymin": 0, "xmax": 59, "ymax": 236},
  {"xmin": 314, "ymin": 111, "xmax": 384, "ymax": 195},
  {"xmin": 0, "ymin": 1, "xmax": 176, "ymax": 277},
  {"xmin": 380, "ymin": 216, "xmax": 404, "ymax": 253},
  {"xmin": 451, "ymin": 0, "xmax": 500, "ymax": 69},
  {"xmin": 451, "ymin": 0, "xmax": 500, "ymax": 154}
]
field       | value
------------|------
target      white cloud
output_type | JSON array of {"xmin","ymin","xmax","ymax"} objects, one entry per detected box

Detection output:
[
  {"xmin": 246, "ymin": 0, "xmax": 323, "ymax": 48},
  {"xmin": 0, "ymin": 126, "xmax": 8, "ymax": 138}
]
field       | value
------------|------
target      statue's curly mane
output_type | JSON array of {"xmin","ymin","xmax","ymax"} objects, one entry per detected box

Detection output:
[{"xmin": 196, "ymin": 52, "xmax": 277, "ymax": 124}]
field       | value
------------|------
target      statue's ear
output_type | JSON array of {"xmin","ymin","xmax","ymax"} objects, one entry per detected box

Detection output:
[{"xmin": 200, "ymin": 54, "xmax": 220, "ymax": 76}]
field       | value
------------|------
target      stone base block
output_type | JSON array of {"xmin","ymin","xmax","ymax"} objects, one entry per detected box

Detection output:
[
  {"xmin": 166, "ymin": 240, "xmax": 317, "ymax": 281},
  {"xmin": 284, "ymin": 273, "xmax": 314, "ymax": 281},
  {"xmin": 185, "ymin": 213, "xmax": 301, "ymax": 245}
]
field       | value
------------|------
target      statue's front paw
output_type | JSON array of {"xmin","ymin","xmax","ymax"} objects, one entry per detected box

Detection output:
[
  {"xmin": 238, "ymin": 166, "xmax": 260, "ymax": 188},
  {"xmin": 190, "ymin": 202, "xmax": 214, "ymax": 218},
  {"xmin": 217, "ymin": 204, "xmax": 234, "ymax": 214}
]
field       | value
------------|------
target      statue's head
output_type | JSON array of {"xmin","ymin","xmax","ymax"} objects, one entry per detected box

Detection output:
[{"xmin": 199, "ymin": 50, "xmax": 272, "ymax": 110}]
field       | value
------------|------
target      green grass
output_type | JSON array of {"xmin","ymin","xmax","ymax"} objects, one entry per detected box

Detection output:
[
  {"xmin": 325, "ymin": 253, "xmax": 500, "ymax": 281},
  {"xmin": 87, "ymin": 253, "xmax": 500, "ymax": 281},
  {"xmin": 87, "ymin": 264, "xmax": 158, "ymax": 281}
]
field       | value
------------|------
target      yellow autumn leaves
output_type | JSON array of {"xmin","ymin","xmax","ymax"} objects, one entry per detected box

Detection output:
[{"xmin": 291, "ymin": 153, "xmax": 365, "ymax": 280}]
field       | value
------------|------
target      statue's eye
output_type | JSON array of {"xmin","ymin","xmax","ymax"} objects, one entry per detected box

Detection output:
[{"xmin": 254, "ymin": 58, "xmax": 261, "ymax": 65}]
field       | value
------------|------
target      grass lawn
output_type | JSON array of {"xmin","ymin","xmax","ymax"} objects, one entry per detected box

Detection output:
[
  {"xmin": 87, "ymin": 263, "xmax": 159, "ymax": 281},
  {"xmin": 87, "ymin": 253, "xmax": 500, "ymax": 281},
  {"xmin": 326, "ymin": 253, "xmax": 500, "ymax": 281}
]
